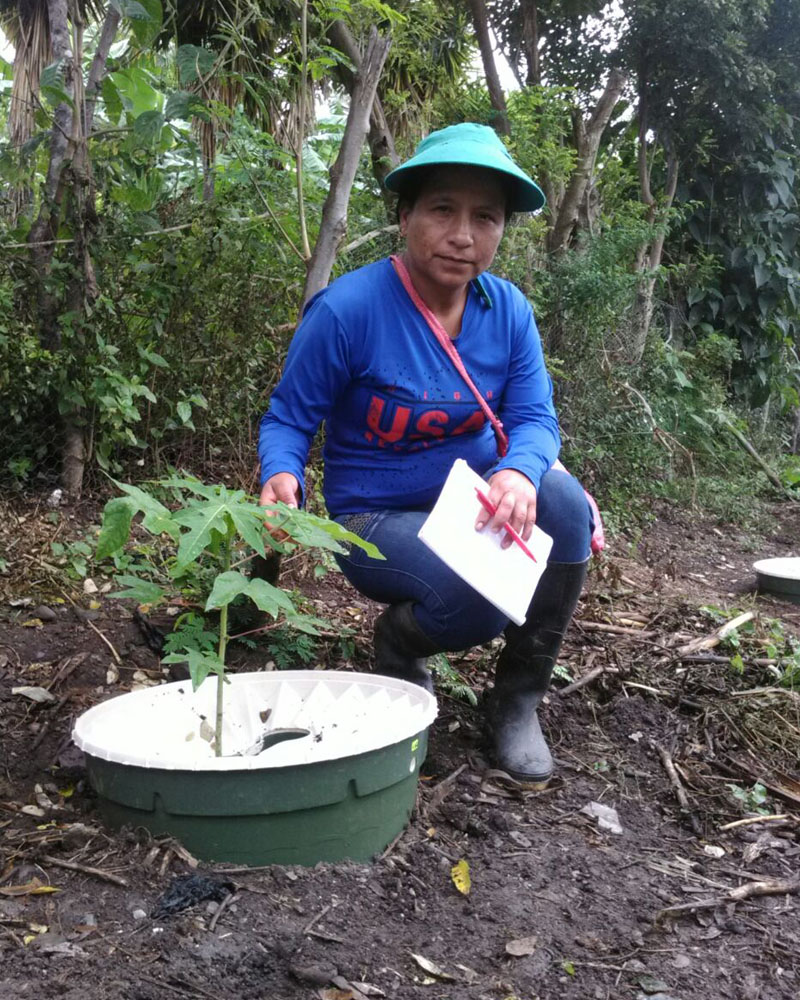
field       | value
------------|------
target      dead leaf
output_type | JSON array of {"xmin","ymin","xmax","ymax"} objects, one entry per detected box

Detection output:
[
  {"xmin": 12, "ymin": 686, "xmax": 56, "ymax": 703},
  {"xmin": 410, "ymin": 954, "xmax": 456, "ymax": 982},
  {"xmin": 0, "ymin": 878, "xmax": 60, "ymax": 896},
  {"xmin": 20, "ymin": 619, "xmax": 43, "ymax": 628},
  {"xmin": 450, "ymin": 858, "xmax": 471, "ymax": 895},
  {"xmin": 505, "ymin": 935, "xmax": 539, "ymax": 957},
  {"xmin": 350, "ymin": 984, "xmax": 385, "ymax": 998},
  {"xmin": 318, "ymin": 991, "xmax": 357, "ymax": 1000}
]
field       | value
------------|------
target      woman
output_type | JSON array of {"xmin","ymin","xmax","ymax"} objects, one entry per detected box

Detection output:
[{"xmin": 258, "ymin": 123, "xmax": 594, "ymax": 786}]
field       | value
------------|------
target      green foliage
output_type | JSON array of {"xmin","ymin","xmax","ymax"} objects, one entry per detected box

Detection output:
[
  {"xmin": 97, "ymin": 474, "xmax": 382, "ymax": 753},
  {"xmin": 727, "ymin": 781, "xmax": 771, "ymax": 815},
  {"xmin": 429, "ymin": 654, "xmax": 477, "ymax": 707},
  {"xmin": 267, "ymin": 628, "xmax": 318, "ymax": 670}
]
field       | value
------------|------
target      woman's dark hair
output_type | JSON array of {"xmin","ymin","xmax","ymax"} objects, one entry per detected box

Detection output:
[{"xmin": 393, "ymin": 165, "xmax": 515, "ymax": 225}]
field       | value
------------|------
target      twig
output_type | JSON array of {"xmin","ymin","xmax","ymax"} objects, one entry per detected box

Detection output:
[
  {"xmin": 719, "ymin": 814, "xmax": 791, "ymax": 831},
  {"xmin": 46, "ymin": 653, "xmax": 88, "ymax": 690},
  {"xmin": 578, "ymin": 621, "xmax": 658, "ymax": 638},
  {"xmin": 50, "ymin": 581, "xmax": 122, "ymax": 664},
  {"xmin": 379, "ymin": 828, "xmax": 407, "ymax": 860},
  {"xmin": 208, "ymin": 890, "xmax": 238, "ymax": 933},
  {"xmin": 655, "ymin": 745, "xmax": 702, "ymax": 836},
  {"xmin": 558, "ymin": 665, "xmax": 618, "ymax": 696},
  {"xmin": 729, "ymin": 687, "xmax": 800, "ymax": 703},
  {"xmin": 41, "ymin": 853, "xmax": 128, "ymax": 886},
  {"xmin": 426, "ymin": 763, "xmax": 468, "ymax": 815},
  {"xmin": 674, "ymin": 611, "xmax": 755, "ymax": 658},
  {"xmin": 84, "ymin": 618, "xmax": 122, "ymax": 665},
  {"xmin": 303, "ymin": 904, "xmax": 332, "ymax": 935},
  {"xmin": 31, "ymin": 696, "xmax": 70, "ymax": 752},
  {"xmin": 656, "ymin": 878, "xmax": 800, "ymax": 924}
]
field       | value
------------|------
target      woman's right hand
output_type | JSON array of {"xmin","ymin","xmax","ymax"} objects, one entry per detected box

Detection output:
[{"xmin": 259, "ymin": 472, "xmax": 300, "ymax": 538}]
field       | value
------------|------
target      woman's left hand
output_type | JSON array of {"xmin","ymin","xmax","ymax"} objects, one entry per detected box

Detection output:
[{"xmin": 476, "ymin": 468, "xmax": 537, "ymax": 547}]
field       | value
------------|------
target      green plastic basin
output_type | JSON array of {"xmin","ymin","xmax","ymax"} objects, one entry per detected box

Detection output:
[{"xmin": 73, "ymin": 671, "xmax": 436, "ymax": 866}]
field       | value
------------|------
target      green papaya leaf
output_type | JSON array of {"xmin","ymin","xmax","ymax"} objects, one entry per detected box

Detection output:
[
  {"xmin": 243, "ymin": 578, "xmax": 296, "ymax": 617},
  {"xmin": 112, "ymin": 480, "xmax": 179, "ymax": 540},
  {"xmin": 109, "ymin": 575, "xmax": 165, "ymax": 604},
  {"xmin": 274, "ymin": 505, "xmax": 384, "ymax": 559},
  {"xmin": 96, "ymin": 497, "xmax": 135, "ymax": 560},
  {"xmin": 172, "ymin": 500, "xmax": 231, "ymax": 569},
  {"xmin": 205, "ymin": 570, "xmax": 251, "ymax": 610},
  {"xmin": 163, "ymin": 649, "xmax": 224, "ymax": 691}
]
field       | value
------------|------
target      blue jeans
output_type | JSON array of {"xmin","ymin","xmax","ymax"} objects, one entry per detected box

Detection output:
[{"xmin": 334, "ymin": 469, "xmax": 592, "ymax": 651}]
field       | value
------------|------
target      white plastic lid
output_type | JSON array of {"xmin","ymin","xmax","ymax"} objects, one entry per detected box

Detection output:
[
  {"xmin": 753, "ymin": 556, "xmax": 800, "ymax": 581},
  {"xmin": 73, "ymin": 670, "xmax": 437, "ymax": 771}
]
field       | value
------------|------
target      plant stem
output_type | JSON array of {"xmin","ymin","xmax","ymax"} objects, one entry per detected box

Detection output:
[{"xmin": 215, "ymin": 534, "xmax": 232, "ymax": 757}]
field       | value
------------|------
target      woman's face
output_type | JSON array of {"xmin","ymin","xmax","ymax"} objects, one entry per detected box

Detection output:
[{"xmin": 398, "ymin": 166, "xmax": 507, "ymax": 295}]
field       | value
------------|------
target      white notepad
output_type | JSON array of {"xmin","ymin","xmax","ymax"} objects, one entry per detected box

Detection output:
[{"xmin": 418, "ymin": 459, "xmax": 553, "ymax": 626}]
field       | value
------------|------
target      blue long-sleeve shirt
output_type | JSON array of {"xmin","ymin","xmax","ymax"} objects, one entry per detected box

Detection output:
[{"xmin": 258, "ymin": 258, "xmax": 560, "ymax": 517}]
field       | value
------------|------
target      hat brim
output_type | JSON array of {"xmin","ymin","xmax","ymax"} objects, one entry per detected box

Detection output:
[{"xmin": 384, "ymin": 144, "xmax": 545, "ymax": 213}]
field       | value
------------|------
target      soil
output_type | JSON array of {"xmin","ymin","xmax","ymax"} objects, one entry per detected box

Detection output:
[{"xmin": 2, "ymin": 494, "xmax": 800, "ymax": 1000}]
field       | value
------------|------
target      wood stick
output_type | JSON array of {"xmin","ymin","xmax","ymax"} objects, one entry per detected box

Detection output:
[
  {"xmin": 656, "ymin": 878, "xmax": 800, "ymax": 923},
  {"xmin": 41, "ymin": 853, "xmax": 128, "ymax": 886},
  {"xmin": 675, "ymin": 611, "xmax": 755, "ymax": 657},
  {"xmin": 578, "ymin": 622, "xmax": 658, "ymax": 638},
  {"xmin": 208, "ymin": 891, "xmax": 238, "ymax": 933},
  {"xmin": 656, "ymin": 745, "xmax": 702, "ymax": 836},
  {"xmin": 719, "ymin": 814, "xmax": 791, "ymax": 831},
  {"xmin": 31, "ymin": 696, "xmax": 70, "ymax": 752},
  {"xmin": 426, "ymin": 763, "xmax": 468, "ymax": 814},
  {"xmin": 558, "ymin": 664, "xmax": 618, "ymax": 696}
]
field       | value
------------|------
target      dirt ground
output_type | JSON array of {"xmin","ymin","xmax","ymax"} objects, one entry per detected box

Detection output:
[{"xmin": 1, "ymin": 494, "xmax": 800, "ymax": 1000}]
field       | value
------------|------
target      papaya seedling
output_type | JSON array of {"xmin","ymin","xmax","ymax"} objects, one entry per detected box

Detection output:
[{"xmin": 96, "ymin": 475, "xmax": 382, "ymax": 755}]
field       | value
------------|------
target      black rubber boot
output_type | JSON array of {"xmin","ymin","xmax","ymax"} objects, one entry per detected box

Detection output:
[
  {"xmin": 373, "ymin": 602, "xmax": 440, "ymax": 694},
  {"xmin": 487, "ymin": 560, "xmax": 589, "ymax": 785}
]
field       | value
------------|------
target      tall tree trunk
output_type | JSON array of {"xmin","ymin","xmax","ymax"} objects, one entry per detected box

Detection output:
[
  {"xmin": 467, "ymin": 0, "xmax": 510, "ymax": 136},
  {"xmin": 28, "ymin": 0, "xmax": 75, "ymax": 353},
  {"xmin": 546, "ymin": 68, "xmax": 626, "ymax": 255},
  {"xmin": 625, "ymin": 132, "xmax": 679, "ymax": 366},
  {"xmin": 520, "ymin": 0, "xmax": 540, "ymax": 86},
  {"xmin": 27, "ymin": 1, "xmax": 120, "ymax": 494},
  {"xmin": 302, "ymin": 28, "xmax": 391, "ymax": 307},
  {"xmin": 327, "ymin": 19, "xmax": 399, "ymax": 209}
]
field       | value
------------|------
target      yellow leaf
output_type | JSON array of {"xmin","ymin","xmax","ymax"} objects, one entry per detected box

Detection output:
[
  {"xmin": 58, "ymin": 787, "xmax": 74, "ymax": 799},
  {"xmin": 450, "ymin": 858, "xmax": 471, "ymax": 895},
  {"xmin": 0, "ymin": 878, "xmax": 60, "ymax": 896},
  {"xmin": 21, "ymin": 619, "xmax": 43, "ymax": 628},
  {"xmin": 23, "ymin": 935, "xmax": 36, "ymax": 946}
]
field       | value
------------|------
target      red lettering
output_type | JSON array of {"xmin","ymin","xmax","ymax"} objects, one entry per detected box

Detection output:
[
  {"xmin": 452, "ymin": 410, "xmax": 486, "ymax": 436},
  {"xmin": 411, "ymin": 409, "xmax": 449, "ymax": 440},
  {"xmin": 366, "ymin": 396, "xmax": 411, "ymax": 444}
]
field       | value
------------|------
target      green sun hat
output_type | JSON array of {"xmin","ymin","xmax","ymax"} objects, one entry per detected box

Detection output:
[{"xmin": 384, "ymin": 122, "xmax": 545, "ymax": 213}]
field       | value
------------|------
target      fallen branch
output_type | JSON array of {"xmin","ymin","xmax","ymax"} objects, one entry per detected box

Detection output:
[
  {"xmin": 656, "ymin": 878, "xmax": 800, "ymax": 924},
  {"xmin": 31, "ymin": 695, "xmax": 70, "ymax": 752},
  {"xmin": 674, "ymin": 610, "xmax": 755, "ymax": 658},
  {"xmin": 719, "ymin": 813, "xmax": 792, "ymax": 831},
  {"xmin": 426, "ymin": 763, "xmax": 468, "ymax": 815},
  {"xmin": 41, "ymin": 853, "xmax": 128, "ymax": 886},
  {"xmin": 208, "ymin": 890, "xmax": 238, "ymax": 933},
  {"xmin": 655, "ymin": 745, "xmax": 702, "ymax": 836},
  {"xmin": 558, "ymin": 665, "xmax": 619, "ymax": 696},
  {"xmin": 579, "ymin": 621, "xmax": 658, "ymax": 638}
]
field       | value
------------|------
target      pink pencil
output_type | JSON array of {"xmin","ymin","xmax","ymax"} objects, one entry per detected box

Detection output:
[{"xmin": 474, "ymin": 488, "xmax": 537, "ymax": 563}]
